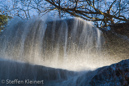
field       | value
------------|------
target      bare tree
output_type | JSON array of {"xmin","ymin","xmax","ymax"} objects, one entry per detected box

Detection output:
[
  {"xmin": 44, "ymin": 0, "xmax": 128, "ymax": 28},
  {"xmin": 0, "ymin": 0, "xmax": 128, "ymax": 28},
  {"xmin": 0, "ymin": 0, "xmax": 54, "ymax": 19}
]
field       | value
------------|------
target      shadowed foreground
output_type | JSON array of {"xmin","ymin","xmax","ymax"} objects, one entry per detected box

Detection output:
[
  {"xmin": 0, "ymin": 59, "xmax": 129, "ymax": 86},
  {"xmin": 0, "ymin": 59, "xmax": 97, "ymax": 86}
]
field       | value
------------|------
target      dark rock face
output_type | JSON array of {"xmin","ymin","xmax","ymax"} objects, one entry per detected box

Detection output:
[
  {"xmin": 0, "ymin": 59, "xmax": 75, "ymax": 86},
  {"xmin": 109, "ymin": 23, "xmax": 129, "ymax": 36},
  {"xmin": 89, "ymin": 59, "xmax": 129, "ymax": 86},
  {"xmin": 103, "ymin": 23, "xmax": 129, "ymax": 60}
]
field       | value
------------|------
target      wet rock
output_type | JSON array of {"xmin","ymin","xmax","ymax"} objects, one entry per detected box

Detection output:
[
  {"xmin": 89, "ymin": 59, "xmax": 129, "ymax": 86},
  {"xmin": 109, "ymin": 23, "xmax": 129, "ymax": 36},
  {"xmin": 0, "ymin": 59, "xmax": 75, "ymax": 86}
]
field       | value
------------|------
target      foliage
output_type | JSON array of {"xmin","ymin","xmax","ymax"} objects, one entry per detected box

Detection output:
[{"xmin": 0, "ymin": 15, "xmax": 8, "ymax": 31}]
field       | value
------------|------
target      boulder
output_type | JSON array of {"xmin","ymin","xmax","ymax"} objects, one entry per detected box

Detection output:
[{"xmin": 89, "ymin": 59, "xmax": 129, "ymax": 86}]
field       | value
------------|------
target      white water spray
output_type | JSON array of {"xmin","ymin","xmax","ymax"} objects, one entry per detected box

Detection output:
[{"xmin": 0, "ymin": 17, "xmax": 106, "ymax": 70}]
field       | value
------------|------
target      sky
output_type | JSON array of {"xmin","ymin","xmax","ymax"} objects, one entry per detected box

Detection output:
[{"xmin": 0, "ymin": 0, "xmax": 128, "ymax": 25}]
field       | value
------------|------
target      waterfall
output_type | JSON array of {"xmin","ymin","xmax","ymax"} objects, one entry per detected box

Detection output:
[
  {"xmin": 2, "ymin": 16, "xmax": 123, "ymax": 86},
  {"xmin": 0, "ymin": 17, "xmax": 104, "ymax": 70}
]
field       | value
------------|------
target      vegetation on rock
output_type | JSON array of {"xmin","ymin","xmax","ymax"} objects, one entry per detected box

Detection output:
[{"xmin": 0, "ymin": 14, "xmax": 12, "ymax": 32}]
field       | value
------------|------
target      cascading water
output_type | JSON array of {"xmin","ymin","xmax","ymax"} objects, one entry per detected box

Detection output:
[
  {"xmin": 0, "ymin": 17, "xmax": 113, "ymax": 86},
  {"xmin": 0, "ymin": 17, "xmax": 104, "ymax": 70}
]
